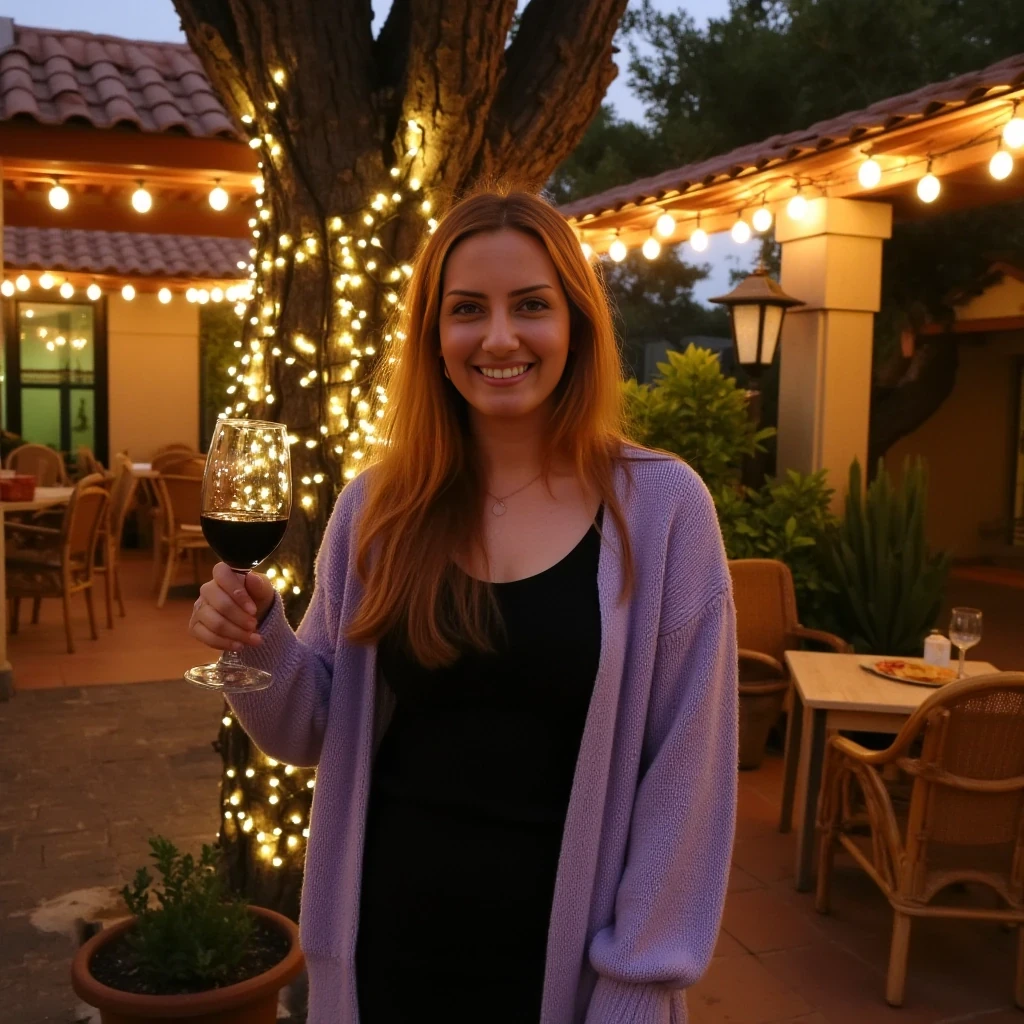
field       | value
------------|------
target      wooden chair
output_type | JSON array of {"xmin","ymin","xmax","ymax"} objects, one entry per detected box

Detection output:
[
  {"xmin": 75, "ymin": 447, "xmax": 105, "ymax": 479},
  {"xmin": 155, "ymin": 473, "xmax": 210, "ymax": 608},
  {"xmin": 5, "ymin": 443, "xmax": 69, "ymax": 485},
  {"xmin": 148, "ymin": 457, "xmax": 204, "ymax": 586},
  {"xmin": 153, "ymin": 442, "xmax": 197, "ymax": 458},
  {"xmin": 5, "ymin": 482, "xmax": 110, "ymax": 653},
  {"xmin": 151, "ymin": 448, "xmax": 199, "ymax": 474},
  {"xmin": 93, "ymin": 455, "xmax": 138, "ymax": 625},
  {"xmin": 728, "ymin": 559, "xmax": 849, "ymax": 769},
  {"xmin": 815, "ymin": 672, "xmax": 1024, "ymax": 1008}
]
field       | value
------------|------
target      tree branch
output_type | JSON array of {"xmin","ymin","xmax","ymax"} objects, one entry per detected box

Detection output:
[
  {"xmin": 397, "ymin": 0, "xmax": 518, "ymax": 193},
  {"xmin": 472, "ymin": 0, "xmax": 630, "ymax": 188}
]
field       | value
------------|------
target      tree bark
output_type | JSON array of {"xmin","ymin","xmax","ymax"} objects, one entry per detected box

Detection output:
[{"xmin": 173, "ymin": 0, "xmax": 628, "ymax": 914}]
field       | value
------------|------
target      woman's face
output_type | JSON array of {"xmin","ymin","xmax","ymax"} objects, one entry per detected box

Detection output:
[{"xmin": 439, "ymin": 228, "xmax": 571, "ymax": 422}]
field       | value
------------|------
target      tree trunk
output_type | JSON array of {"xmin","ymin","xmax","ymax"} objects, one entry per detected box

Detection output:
[{"xmin": 174, "ymin": 0, "xmax": 628, "ymax": 914}]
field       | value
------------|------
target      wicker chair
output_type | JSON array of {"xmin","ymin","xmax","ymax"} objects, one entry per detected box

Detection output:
[
  {"xmin": 728, "ymin": 559, "xmax": 850, "ymax": 769},
  {"xmin": 5, "ymin": 482, "xmax": 110, "ymax": 653},
  {"xmin": 155, "ymin": 473, "xmax": 210, "ymax": 608},
  {"xmin": 5, "ymin": 443, "xmax": 69, "ymax": 485},
  {"xmin": 94, "ymin": 455, "xmax": 138, "ymax": 625},
  {"xmin": 815, "ymin": 672, "xmax": 1024, "ymax": 1008},
  {"xmin": 75, "ymin": 447, "xmax": 105, "ymax": 479}
]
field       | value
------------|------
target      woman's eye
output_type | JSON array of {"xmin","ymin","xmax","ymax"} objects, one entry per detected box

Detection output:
[
  {"xmin": 520, "ymin": 298, "xmax": 549, "ymax": 312},
  {"xmin": 452, "ymin": 302, "xmax": 482, "ymax": 315}
]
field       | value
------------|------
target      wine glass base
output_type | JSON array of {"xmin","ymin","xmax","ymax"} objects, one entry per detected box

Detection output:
[{"xmin": 184, "ymin": 661, "xmax": 272, "ymax": 693}]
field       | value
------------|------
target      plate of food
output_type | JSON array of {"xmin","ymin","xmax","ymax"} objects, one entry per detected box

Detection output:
[{"xmin": 862, "ymin": 659, "xmax": 958, "ymax": 687}]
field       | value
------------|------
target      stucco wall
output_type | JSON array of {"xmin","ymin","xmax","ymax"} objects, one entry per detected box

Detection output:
[
  {"xmin": 107, "ymin": 294, "xmax": 199, "ymax": 461},
  {"xmin": 885, "ymin": 331, "xmax": 1024, "ymax": 559}
]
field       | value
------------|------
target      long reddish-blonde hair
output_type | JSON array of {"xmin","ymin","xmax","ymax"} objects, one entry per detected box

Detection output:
[{"xmin": 346, "ymin": 189, "xmax": 632, "ymax": 666}]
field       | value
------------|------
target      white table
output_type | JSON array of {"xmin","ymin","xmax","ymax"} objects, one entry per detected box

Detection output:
[
  {"xmin": 781, "ymin": 650, "xmax": 998, "ymax": 891},
  {"xmin": 0, "ymin": 486, "xmax": 75, "ymax": 699}
]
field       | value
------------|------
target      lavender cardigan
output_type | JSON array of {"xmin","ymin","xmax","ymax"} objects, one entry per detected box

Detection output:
[{"xmin": 228, "ymin": 449, "xmax": 738, "ymax": 1024}]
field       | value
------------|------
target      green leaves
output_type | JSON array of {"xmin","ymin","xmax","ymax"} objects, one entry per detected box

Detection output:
[
  {"xmin": 119, "ymin": 836, "xmax": 254, "ymax": 992},
  {"xmin": 821, "ymin": 459, "xmax": 951, "ymax": 655}
]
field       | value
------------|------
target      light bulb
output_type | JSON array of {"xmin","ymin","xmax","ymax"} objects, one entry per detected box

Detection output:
[
  {"xmin": 1003, "ymin": 116, "xmax": 1024, "ymax": 150},
  {"xmin": 787, "ymin": 194, "xmax": 808, "ymax": 220},
  {"xmin": 642, "ymin": 236, "xmax": 661, "ymax": 260},
  {"xmin": 186, "ymin": 288, "xmax": 198, "ymax": 303},
  {"xmin": 1, "ymin": 281, "xmax": 13, "ymax": 297},
  {"xmin": 689, "ymin": 227, "xmax": 709, "ymax": 253},
  {"xmin": 48, "ymin": 183, "xmax": 69, "ymax": 210},
  {"xmin": 752, "ymin": 206, "xmax": 773, "ymax": 233},
  {"xmin": 731, "ymin": 218, "xmax": 751, "ymax": 244},
  {"xmin": 121, "ymin": 284, "xmax": 136, "ymax": 301},
  {"xmin": 581, "ymin": 242, "xmax": 593, "ymax": 260},
  {"xmin": 858, "ymin": 157, "xmax": 882, "ymax": 189},
  {"xmin": 132, "ymin": 184, "xmax": 152, "ymax": 213},
  {"xmin": 608, "ymin": 239, "xmax": 627, "ymax": 262},
  {"xmin": 917, "ymin": 172, "xmax": 940, "ymax": 203},
  {"xmin": 197, "ymin": 289, "xmax": 210, "ymax": 304},
  {"xmin": 87, "ymin": 283, "xmax": 101, "ymax": 301},
  {"xmin": 211, "ymin": 286, "xmax": 224, "ymax": 302},
  {"xmin": 15, "ymin": 274, "xmax": 30, "ymax": 291},
  {"xmin": 989, "ymin": 149, "xmax": 1013, "ymax": 181},
  {"xmin": 655, "ymin": 213, "xmax": 675, "ymax": 238},
  {"xmin": 59, "ymin": 282, "xmax": 74, "ymax": 299},
  {"xmin": 39, "ymin": 273, "xmax": 55, "ymax": 290},
  {"xmin": 158, "ymin": 287, "xmax": 172, "ymax": 304},
  {"xmin": 209, "ymin": 185, "xmax": 229, "ymax": 211}
]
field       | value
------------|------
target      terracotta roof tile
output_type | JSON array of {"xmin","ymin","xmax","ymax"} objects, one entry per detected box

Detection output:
[
  {"xmin": 0, "ymin": 21, "xmax": 243, "ymax": 140},
  {"xmin": 561, "ymin": 51, "xmax": 1024, "ymax": 222},
  {"xmin": 4, "ymin": 226, "xmax": 251, "ymax": 280}
]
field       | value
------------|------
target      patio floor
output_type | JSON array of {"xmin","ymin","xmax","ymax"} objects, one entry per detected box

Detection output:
[{"xmin": 1, "ymin": 680, "xmax": 1019, "ymax": 1023}]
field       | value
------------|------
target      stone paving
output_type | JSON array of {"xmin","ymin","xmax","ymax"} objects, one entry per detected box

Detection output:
[{"xmin": 1, "ymin": 680, "xmax": 1020, "ymax": 1024}]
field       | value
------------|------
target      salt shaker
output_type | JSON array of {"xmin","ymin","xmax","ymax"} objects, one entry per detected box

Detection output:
[{"xmin": 923, "ymin": 629, "xmax": 951, "ymax": 667}]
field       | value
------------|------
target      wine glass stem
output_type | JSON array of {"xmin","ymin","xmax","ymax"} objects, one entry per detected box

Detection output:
[
  {"xmin": 220, "ymin": 568, "xmax": 251, "ymax": 674},
  {"xmin": 957, "ymin": 646, "xmax": 966, "ymax": 679}
]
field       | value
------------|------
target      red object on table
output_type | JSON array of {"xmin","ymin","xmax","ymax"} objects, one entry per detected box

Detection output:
[{"xmin": 0, "ymin": 475, "xmax": 37, "ymax": 501}]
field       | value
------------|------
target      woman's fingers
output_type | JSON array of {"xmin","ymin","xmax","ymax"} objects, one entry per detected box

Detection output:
[
  {"xmin": 199, "ymin": 577, "xmax": 258, "ymax": 632},
  {"xmin": 191, "ymin": 619, "xmax": 244, "ymax": 652},
  {"xmin": 193, "ymin": 602, "xmax": 263, "ymax": 648},
  {"xmin": 212, "ymin": 561, "xmax": 259, "ymax": 615}
]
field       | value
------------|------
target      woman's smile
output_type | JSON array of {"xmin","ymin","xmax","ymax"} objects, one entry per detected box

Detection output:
[{"xmin": 474, "ymin": 362, "xmax": 536, "ymax": 385}]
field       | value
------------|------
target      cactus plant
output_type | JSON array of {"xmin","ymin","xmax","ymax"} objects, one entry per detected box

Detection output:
[{"xmin": 824, "ymin": 458, "xmax": 950, "ymax": 654}]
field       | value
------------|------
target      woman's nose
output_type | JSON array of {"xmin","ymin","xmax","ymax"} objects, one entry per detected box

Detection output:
[{"xmin": 480, "ymin": 311, "xmax": 519, "ymax": 355}]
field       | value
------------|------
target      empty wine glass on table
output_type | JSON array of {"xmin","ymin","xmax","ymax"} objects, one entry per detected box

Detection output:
[
  {"xmin": 185, "ymin": 419, "xmax": 291, "ymax": 693},
  {"xmin": 949, "ymin": 606, "xmax": 983, "ymax": 679}
]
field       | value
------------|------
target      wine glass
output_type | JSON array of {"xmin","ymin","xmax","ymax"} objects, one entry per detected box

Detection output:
[
  {"xmin": 185, "ymin": 419, "xmax": 291, "ymax": 692},
  {"xmin": 949, "ymin": 607, "xmax": 983, "ymax": 679}
]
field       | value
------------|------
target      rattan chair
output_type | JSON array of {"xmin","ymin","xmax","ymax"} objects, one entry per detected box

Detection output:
[
  {"xmin": 75, "ymin": 447, "xmax": 105, "ymax": 479},
  {"xmin": 94, "ymin": 455, "xmax": 138, "ymax": 625},
  {"xmin": 815, "ymin": 671, "xmax": 1024, "ymax": 1008},
  {"xmin": 729, "ymin": 559, "xmax": 850, "ymax": 769},
  {"xmin": 5, "ymin": 482, "xmax": 110, "ymax": 653},
  {"xmin": 5, "ymin": 443, "xmax": 69, "ymax": 485},
  {"xmin": 154, "ymin": 473, "xmax": 210, "ymax": 608}
]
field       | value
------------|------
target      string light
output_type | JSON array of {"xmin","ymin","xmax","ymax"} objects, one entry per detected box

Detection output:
[
  {"xmin": 59, "ymin": 281, "xmax": 74, "ymax": 299},
  {"xmin": 917, "ymin": 161, "xmax": 941, "ymax": 203},
  {"xmin": 581, "ymin": 242, "xmax": 593, "ymax": 260},
  {"xmin": 787, "ymin": 188, "xmax": 809, "ymax": 220},
  {"xmin": 0, "ymin": 280, "xmax": 13, "ymax": 297},
  {"xmin": 87, "ymin": 282, "xmax": 101, "ymax": 301},
  {"xmin": 655, "ymin": 212, "xmax": 675, "ymax": 238},
  {"xmin": 608, "ymin": 236, "xmax": 627, "ymax": 262},
  {"xmin": 15, "ymin": 274, "xmax": 30, "ymax": 291},
  {"xmin": 48, "ymin": 179, "xmax": 69, "ymax": 210},
  {"xmin": 209, "ymin": 181, "xmax": 229, "ymax": 211},
  {"xmin": 752, "ymin": 205, "xmax": 773, "ymax": 233},
  {"xmin": 641, "ymin": 236, "xmax": 660, "ymax": 260},
  {"xmin": 689, "ymin": 218, "xmax": 709, "ymax": 253},
  {"xmin": 158, "ymin": 287, "xmax": 172, "ymax": 304},
  {"xmin": 1004, "ymin": 105, "xmax": 1024, "ymax": 149},
  {"xmin": 730, "ymin": 216, "xmax": 751, "ymax": 244},
  {"xmin": 122, "ymin": 284, "xmax": 136, "ymax": 301},
  {"xmin": 132, "ymin": 182, "xmax": 153, "ymax": 213},
  {"xmin": 989, "ymin": 146, "xmax": 1014, "ymax": 181},
  {"xmin": 39, "ymin": 273, "xmax": 55, "ymax": 290},
  {"xmin": 858, "ymin": 155, "xmax": 882, "ymax": 189}
]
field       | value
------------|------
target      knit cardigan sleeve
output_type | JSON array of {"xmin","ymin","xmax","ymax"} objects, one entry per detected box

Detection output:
[
  {"xmin": 585, "ymin": 588, "xmax": 738, "ymax": 1024},
  {"xmin": 224, "ymin": 477, "xmax": 361, "ymax": 768}
]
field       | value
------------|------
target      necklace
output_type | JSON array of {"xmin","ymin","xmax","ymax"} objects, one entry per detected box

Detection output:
[{"xmin": 486, "ymin": 472, "xmax": 542, "ymax": 516}]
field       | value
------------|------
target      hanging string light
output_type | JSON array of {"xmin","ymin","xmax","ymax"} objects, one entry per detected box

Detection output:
[
  {"xmin": 48, "ymin": 178, "xmax": 70, "ymax": 210},
  {"xmin": 121, "ymin": 284, "xmax": 136, "ymax": 301},
  {"xmin": 730, "ymin": 214, "xmax": 751, "ymax": 244},
  {"xmin": 87, "ymin": 283, "xmax": 101, "ymax": 301},
  {"xmin": 158, "ymin": 287, "xmax": 173, "ymax": 304},
  {"xmin": 131, "ymin": 181, "xmax": 153, "ymax": 213},
  {"xmin": 989, "ymin": 145, "xmax": 1014, "ymax": 181},
  {"xmin": 39, "ymin": 273, "xmax": 55, "ymax": 290},
  {"xmin": 689, "ymin": 216, "xmax": 709, "ymax": 253},
  {"xmin": 752, "ymin": 202, "xmax": 773, "ymax": 233},
  {"xmin": 1004, "ymin": 102, "xmax": 1024, "ymax": 150},
  {"xmin": 857, "ymin": 154, "xmax": 882, "ymax": 189},
  {"xmin": 608, "ymin": 234, "xmax": 627, "ymax": 262},
  {"xmin": 641, "ymin": 235, "xmax": 661, "ymax": 260},
  {"xmin": 655, "ymin": 212, "xmax": 676, "ymax": 238},
  {"xmin": 59, "ymin": 281, "xmax": 74, "ymax": 299},
  {"xmin": 787, "ymin": 186, "xmax": 809, "ymax": 221},
  {"xmin": 209, "ymin": 180, "xmax": 230, "ymax": 211},
  {"xmin": 916, "ymin": 159, "xmax": 941, "ymax": 203}
]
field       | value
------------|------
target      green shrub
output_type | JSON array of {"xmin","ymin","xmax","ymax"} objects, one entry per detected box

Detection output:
[
  {"xmin": 821, "ymin": 459, "xmax": 951, "ymax": 654},
  {"xmin": 622, "ymin": 345, "xmax": 773, "ymax": 491},
  {"xmin": 119, "ymin": 836, "xmax": 254, "ymax": 991}
]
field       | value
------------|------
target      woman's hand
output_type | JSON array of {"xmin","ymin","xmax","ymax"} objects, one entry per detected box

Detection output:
[{"xmin": 189, "ymin": 563, "xmax": 275, "ymax": 652}]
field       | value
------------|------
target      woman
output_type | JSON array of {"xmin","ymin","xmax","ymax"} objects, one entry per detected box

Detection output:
[{"xmin": 189, "ymin": 190, "xmax": 737, "ymax": 1024}]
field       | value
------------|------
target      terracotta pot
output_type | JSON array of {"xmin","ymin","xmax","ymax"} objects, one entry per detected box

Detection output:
[{"xmin": 71, "ymin": 906, "xmax": 304, "ymax": 1024}]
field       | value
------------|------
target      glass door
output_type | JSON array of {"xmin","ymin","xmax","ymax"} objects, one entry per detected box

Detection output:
[{"xmin": 3, "ymin": 299, "xmax": 108, "ymax": 466}]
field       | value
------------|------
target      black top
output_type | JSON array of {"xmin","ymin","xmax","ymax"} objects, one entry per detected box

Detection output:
[{"xmin": 356, "ymin": 516, "xmax": 602, "ymax": 1023}]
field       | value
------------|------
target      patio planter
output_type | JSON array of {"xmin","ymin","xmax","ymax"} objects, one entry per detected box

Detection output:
[
  {"xmin": 71, "ymin": 905, "xmax": 303, "ymax": 1024},
  {"xmin": 739, "ymin": 679, "xmax": 789, "ymax": 770}
]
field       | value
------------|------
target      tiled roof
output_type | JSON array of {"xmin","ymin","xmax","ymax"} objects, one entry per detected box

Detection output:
[
  {"xmin": 0, "ymin": 20, "xmax": 242, "ymax": 139},
  {"xmin": 3, "ymin": 226, "xmax": 251, "ymax": 279},
  {"xmin": 561, "ymin": 52, "xmax": 1024, "ymax": 222}
]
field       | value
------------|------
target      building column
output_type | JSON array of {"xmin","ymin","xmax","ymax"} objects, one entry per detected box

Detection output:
[{"xmin": 776, "ymin": 197, "xmax": 893, "ymax": 510}]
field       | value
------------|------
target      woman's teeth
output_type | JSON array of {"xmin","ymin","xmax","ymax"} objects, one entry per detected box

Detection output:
[{"xmin": 479, "ymin": 364, "xmax": 530, "ymax": 379}]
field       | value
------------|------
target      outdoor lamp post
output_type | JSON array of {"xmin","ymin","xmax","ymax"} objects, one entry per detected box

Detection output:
[{"xmin": 710, "ymin": 266, "xmax": 804, "ymax": 380}]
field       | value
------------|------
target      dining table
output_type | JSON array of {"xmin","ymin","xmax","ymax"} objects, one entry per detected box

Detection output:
[
  {"xmin": 0, "ymin": 486, "xmax": 76, "ymax": 699},
  {"xmin": 781, "ymin": 650, "xmax": 999, "ymax": 891}
]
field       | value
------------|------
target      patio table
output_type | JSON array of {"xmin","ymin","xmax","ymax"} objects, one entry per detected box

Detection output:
[
  {"xmin": 0, "ymin": 486, "xmax": 75, "ymax": 699},
  {"xmin": 781, "ymin": 650, "xmax": 998, "ymax": 892}
]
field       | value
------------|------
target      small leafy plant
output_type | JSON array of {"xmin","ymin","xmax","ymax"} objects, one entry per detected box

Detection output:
[{"xmin": 119, "ymin": 836, "xmax": 254, "ymax": 991}]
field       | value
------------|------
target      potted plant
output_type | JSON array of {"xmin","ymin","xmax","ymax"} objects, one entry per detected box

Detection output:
[{"xmin": 71, "ymin": 836, "xmax": 303, "ymax": 1024}]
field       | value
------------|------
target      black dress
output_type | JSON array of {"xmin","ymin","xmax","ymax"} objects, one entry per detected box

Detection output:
[{"xmin": 356, "ymin": 518, "xmax": 602, "ymax": 1023}]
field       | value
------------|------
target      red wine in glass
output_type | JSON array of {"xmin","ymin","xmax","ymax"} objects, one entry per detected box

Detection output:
[{"xmin": 185, "ymin": 419, "xmax": 292, "ymax": 693}]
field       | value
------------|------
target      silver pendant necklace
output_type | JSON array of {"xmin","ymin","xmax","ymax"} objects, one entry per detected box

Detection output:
[{"xmin": 486, "ymin": 472, "xmax": 542, "ymax": 516}]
